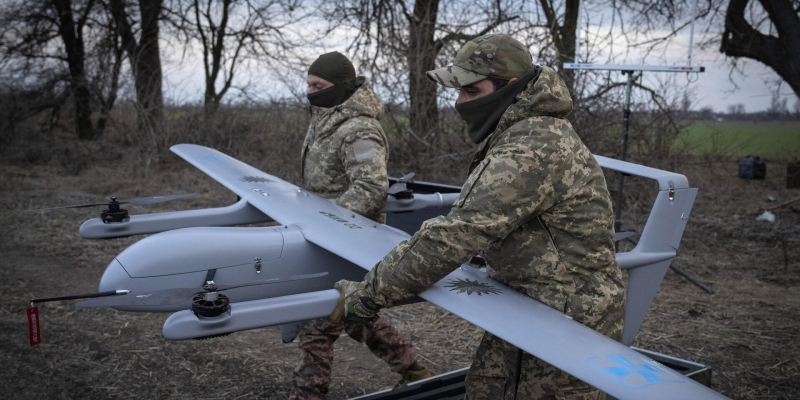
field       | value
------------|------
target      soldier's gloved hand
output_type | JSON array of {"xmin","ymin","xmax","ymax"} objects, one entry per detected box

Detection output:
[{"xmin": 329, "ymin": 280, "xmax": 381, "ymax": 324}]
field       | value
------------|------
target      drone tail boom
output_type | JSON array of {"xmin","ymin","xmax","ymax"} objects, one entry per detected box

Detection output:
[{"xmin": 162, "ymin": 290, "xmax": 339, "ymax": 340}]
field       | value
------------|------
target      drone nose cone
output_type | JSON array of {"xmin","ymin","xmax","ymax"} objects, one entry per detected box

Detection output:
[{"xmin": 97, "ymin": 259, "xmax": 132, "ymax": 293}]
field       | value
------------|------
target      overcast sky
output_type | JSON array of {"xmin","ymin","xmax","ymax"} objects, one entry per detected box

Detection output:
[{"xmin": 627, "ymin": 31, "xmax": 797, "ymax": 113}]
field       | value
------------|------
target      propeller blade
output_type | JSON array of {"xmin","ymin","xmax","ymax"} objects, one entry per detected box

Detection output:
[
  {"xmin": 614, "ymin": 231, "xmax": 636, "ymax": 242},
  {"xmin": 120, "ymin": 193, "xmax": 197, "ymax": 206},
  {"xmin": 28, "ymin": 203, "xmax": 113, "ymax": 212},
  {"xmin": 76, "ymin": 272, "xmax": 329, "ymax": 308},
  {"xmin": 388, "ymin": 173, "xmax": 416, "ymax": 196},
  {"xmin": 398, "ymin": 172, "xmax": 415, "ymax": 183},
  {"xmin": 387, "ymin": 183, "xmax": 407, "ymax": 195}
]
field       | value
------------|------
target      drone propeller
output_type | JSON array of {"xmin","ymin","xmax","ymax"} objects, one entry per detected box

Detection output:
[
  {"xmin": 29, "ymin": 202, "xmax": 117, "ymax": 211},
  {"xmin": 28, "ymin": 193, "xmax": 197, "ymax": 212},
  {"xmin": 76, "ymin": 271, "xmax": 329, "ymax": 308},
  {"xmin": 121, "ymin": 193, "xmax": 198, "ymax": 206},
  {"xmin": 388, "ymin": 172, "xmax": 415, "ymax": 198},
  {"xmin": 614, "ymin": 231, "xmax": 635, "ymax": 242}
]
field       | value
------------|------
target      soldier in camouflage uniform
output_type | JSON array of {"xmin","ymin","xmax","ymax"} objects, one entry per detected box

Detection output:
[
  {"xmin": 290, "ymin": 51, "xmax": 431, "ymax": 400},
  {"xmin": 330, "ymin": 35, "xmax": 626, "ymax": 399}
]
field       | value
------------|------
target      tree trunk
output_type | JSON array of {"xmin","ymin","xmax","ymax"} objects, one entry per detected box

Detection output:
[
  {"xmin": 721, "ymin": 0, "xmax": 800, "ymax": 97},
  {"xmin": 541, "ymin": 0, "xmax": 580, "ymax": 94},
  {"xmin": 558, "ymin": 0, "xmax": 579, "ymax": 94},
  {"xmin": 111, "ymin": 0, "xmax": 165, "ymax": 136},
  {"xmin": 407, "ymin": 0, "xmax": 440, "ymax": 139},
  {"xmin": 53, "ymin": 0, "xmax": 98, "ymax": 140},
  {"xmin": 203, "ymin": 92, "xmax": 221, "ymax": 121},
  {"xmin": 201, "ymin": 0, "xmax": 232, "ymax": 120},
  {"xmin": 97, "ymin": 39, "xmax": 123, "ymax": 136},
  {"xmin": 135, "ymin": 0, "xmax": 165, "ymax": 135}
]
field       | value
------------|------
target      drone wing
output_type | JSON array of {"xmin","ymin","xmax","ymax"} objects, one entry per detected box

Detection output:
[{"xmin": 170, "ymin": 144, "xmax": 727, "ymax": 400}]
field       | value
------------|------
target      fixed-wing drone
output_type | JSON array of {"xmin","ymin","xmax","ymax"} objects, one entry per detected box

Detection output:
[{"xmin": 29, "ymin": 144, "xmax": 727, "ymax": 399}]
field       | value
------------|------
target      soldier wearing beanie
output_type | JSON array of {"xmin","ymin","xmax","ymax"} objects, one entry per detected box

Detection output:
[
  {"xmin": 329, "ymin": 35, "xmax": 626, "ymax": 399},
  {"xmin": 289, "ymin": 51, "xmax": 431, "ymax": 400}
]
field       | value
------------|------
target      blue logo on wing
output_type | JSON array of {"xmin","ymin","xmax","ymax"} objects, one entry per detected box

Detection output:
[
  {"xmin": 586, "ymin": 354, "xmax": 684, "ymax": 389},
  {"xmin": 199, "ymin": 155, "xmax": 224, "ymax": 162}
]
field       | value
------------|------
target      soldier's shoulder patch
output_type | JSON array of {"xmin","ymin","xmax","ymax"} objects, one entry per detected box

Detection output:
[{"xmin": 352, "ymin": 140, "xmax": 378, "ymax": 161}]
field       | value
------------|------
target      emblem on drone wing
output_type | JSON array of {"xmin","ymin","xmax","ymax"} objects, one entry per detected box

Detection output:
[
  {"xmin": 444, "ymin": 278, "xmax": 501, "ymax": 295},
  {"xmin": 239, "ymin": 176, "xmax": 272, "ymax": 183},
  {"xmin": 586, "ymin": 354, "xmax": 685, "ymax": 389}
]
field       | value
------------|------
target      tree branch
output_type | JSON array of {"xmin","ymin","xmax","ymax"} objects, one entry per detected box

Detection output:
[{"xmin": 434, "ymin": 15, "xmax": 520, "ymax": 52}]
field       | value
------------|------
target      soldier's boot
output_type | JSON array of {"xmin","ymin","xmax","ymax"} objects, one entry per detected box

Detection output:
[{"xmin": 394, "ymin": 363, "xmax": 432, "ymax": 388}]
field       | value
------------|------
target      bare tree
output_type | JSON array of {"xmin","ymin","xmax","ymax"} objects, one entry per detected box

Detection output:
[
  {"xmin": 172, "ymin": 0, "xmax": 305, "ymax": 118},
  {"xmin": 608, "ymin": 0, "xmax": 799, "ymax": 98},
  {"xmin": 728, "ymin": 103, "xmax": 746, "ymax": 114},
  {"xmin": 324, "ymin": 0, "xmax": 524, "ymax": 140},
  {"xmin": 539, "ymin": 0, "xmax": 579, "ymax": 92},
  {"xmin": 721, "ymin": 0, "xmax": 800, "ymax": 97},
  {"xmin": 53, "ymin": 0, "xmax": 98, "ymax": 139},
  {"xmin": 0, "ymin": 0, "xmax": 123, "ymax": 139},
  {"xmin": 89, "ymin": 14, "xmax": 126, "ymax": 135},
  {"xmin": 768, "ymin": 91, "xmax": 790, "ymax": 114},
  {"xmin": 109, "ymin": 0, "xmax": 165, "ymax": 136}
]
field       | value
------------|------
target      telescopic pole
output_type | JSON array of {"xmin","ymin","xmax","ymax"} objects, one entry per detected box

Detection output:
[{"xmin": 614, "ymin": 71, "xmax": 635, "ymax": 232}]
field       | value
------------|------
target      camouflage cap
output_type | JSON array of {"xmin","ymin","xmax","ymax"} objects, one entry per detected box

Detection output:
[{"xmin": 426, "ymin": 33, "xmax": 533, "ymax": 88}]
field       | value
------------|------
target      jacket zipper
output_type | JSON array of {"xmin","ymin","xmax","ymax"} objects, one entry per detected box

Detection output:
[{"xmin": 537, "ymin": 216, "xmax": 562, "ymax": 260}]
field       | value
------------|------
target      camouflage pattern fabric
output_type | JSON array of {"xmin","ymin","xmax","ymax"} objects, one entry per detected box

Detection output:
[
  {"xmin": 426, "ymin": 33, "xmax": 533, "ymax": 88},
  {"xmin": 301, "ymin": 77, "xmax": 389, "ymax": 221},
  {"xmin": 289, "ymin": 317, "xmax": 419, "ymax": 400},
  {"xmin": 362, "ymin": 66, "xmax": 626, "ymax": 398},
  {"xmin": 294, "ymin": 77, "xmax": 419, "ymax": 399}
]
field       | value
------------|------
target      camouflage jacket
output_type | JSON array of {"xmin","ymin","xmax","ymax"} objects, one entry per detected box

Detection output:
[
  {"xmin": 363, "ymin": 67, "xmax": 625, "ymax": 329},
  {"xmin": 301, "ymin": 78, "xmax": 389, "ymax": 221}
]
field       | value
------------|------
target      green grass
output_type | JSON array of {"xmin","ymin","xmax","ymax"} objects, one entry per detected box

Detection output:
[{"xmin": 676, "ymin": 122, "xmax": 800, "ymax": 158}]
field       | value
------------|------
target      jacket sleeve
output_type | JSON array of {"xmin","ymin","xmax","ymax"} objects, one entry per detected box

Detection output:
[
  {"xmin": 362, "ymin": 142, "xmax": 562, "ymax": 307},
  {"xmin": 334, "ymin": 118, "xmax": 389, "ymax": 218}
]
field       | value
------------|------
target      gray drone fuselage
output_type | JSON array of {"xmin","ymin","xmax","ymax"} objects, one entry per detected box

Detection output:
[
  {"xmin": 82, "ymin": 190, "xmax": 459, "ymax": 341},
  {"xmin": 95, "ymin": 225, "xmax": 365, "ymax": 313}
]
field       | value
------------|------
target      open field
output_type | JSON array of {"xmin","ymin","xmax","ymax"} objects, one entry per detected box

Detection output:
[
  {"xmin": 1, "ymin": 149, "xmax": 799, "ymax": 399},
  {"xmin": 676, "ymin": 122, "xmax": 800, "ymax": 158}
]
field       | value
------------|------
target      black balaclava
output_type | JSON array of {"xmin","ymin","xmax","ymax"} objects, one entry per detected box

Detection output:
[
  {"xmin": 455, "ymin": 66, "xmax": 541, "ymax": 144},
  {"xmin": 307, "ymin": 51, "xmax": 357, "ymax": 108}
]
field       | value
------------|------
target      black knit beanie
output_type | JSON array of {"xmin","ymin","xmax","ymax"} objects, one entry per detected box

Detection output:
[{"xmin": 308, "ymin": 51, "xmax": 356, "ymax": 91}]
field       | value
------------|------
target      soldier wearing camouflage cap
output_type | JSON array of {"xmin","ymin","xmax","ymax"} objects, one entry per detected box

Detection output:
[
  {"xmin": 290, "ymin": 51, "xmax": 431, "ymax": 400},
  {"xmin": 329, "ymin": 34, "xmax": 626, "ymax": 399}
]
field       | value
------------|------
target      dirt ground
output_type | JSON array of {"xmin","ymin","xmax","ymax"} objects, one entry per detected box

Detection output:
[{"xmin": 1, "ymin": 153, "xmax": 799, "ymax": 399}]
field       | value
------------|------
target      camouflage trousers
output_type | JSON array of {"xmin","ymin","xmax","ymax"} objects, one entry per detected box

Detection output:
[
  {"xmin": 289, "ymin": 316, "xmax": 419, "ymax": 400},
  {"xmin": 464, "ymin": 298, "xmax": 624, "ymax": 400}
]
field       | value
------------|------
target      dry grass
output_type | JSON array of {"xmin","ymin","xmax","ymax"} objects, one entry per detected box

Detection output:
[
  {"xmin": 622, "ymin": 158, "xmax": 800, "ymax": 399},
  {"xmin": 1, "ymin": 137, "xmax": 799, "ymax": 399}
]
